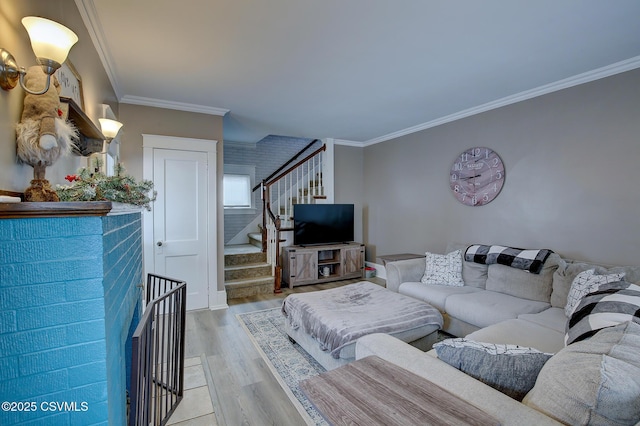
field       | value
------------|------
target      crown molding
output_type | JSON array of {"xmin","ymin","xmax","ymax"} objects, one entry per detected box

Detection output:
[
  {"xmin": 333, "ymin": 139, "xmax": 364, "ymax": 147},
  {"xmin": 75, "ymin": 0, "xmax": 122, "ymax": 99},
  {"xmin": 363, "ymin": 55, "xmax": 640, "ymax": 147},
  {"xmin": 120, "ymin": 95, "xmax": 230, "ymax": 116}
]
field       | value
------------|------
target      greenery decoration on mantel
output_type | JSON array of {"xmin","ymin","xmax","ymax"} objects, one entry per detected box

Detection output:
[{"xmin": 56, "ymin": 160, "xmax": 157, "ymax": 210}]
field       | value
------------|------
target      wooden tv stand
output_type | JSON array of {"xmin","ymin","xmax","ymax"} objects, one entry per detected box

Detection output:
[{"xmin": 281, "ymin": 242, "xmax": 365, "ymax": 288}]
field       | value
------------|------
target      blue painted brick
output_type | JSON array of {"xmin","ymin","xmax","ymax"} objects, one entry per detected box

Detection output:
[
  {"xmin": 16, "ymin": 299, "xmax": 105, "ymax": 331},
  {"xmin": 0, "ymin": 221, "xmax": 12, "ymax": 241},
  {"xmin": 50, "ymin": 381, "xmax": 108, "ymax": 404},
  {"xmin": 70, "ymin": 403, "xmax": 108, "ymax": 426},
  {"xmin": 19, "ymin": 341, "xmax": 107, "ymax": 376},
  {"xmin": 12, "ymin": 217, "xmax": 102, "ymax": 240},
  {"xmin": 0, "ymin": 369, "xmax": 68, "ymax": 400},
  {"xmin": 68, "ymin": 361, "xmax": 107, "ymax": 387},
  {"xmin": 0, "ymin": 235, "xmax": 102, "ymax": 265},
  {"xmin": 0, "ymin": 264, "xmax": 16, "ymax": 287},
  {"xmin": 0, "ymin": 311, "xmax": 16, "ymax": 334},
  {"xmin": 1, "ymin": 409, "xmax": 68, "ymax": 426},
  {"xmin": 1, "ymin": 213, "xmax": 142, "ymax": 426},
  {"xmin": 65, "ymin": 320, "xmax": 105, "ymax": 345},
  {"xmin": 0, "ymin": 326, "xmax": 67, "ymax": 355},
  {"xmin": 0, "ymin": 356, "xmax": 18, "ymax": 380},
  {"xmin": 0, "ymin": 282, "xmax": 66, "ymax": 310},
  {"xmin": 3, "ymin": 258, "xmax": 103, "ymax": 287},
  {"xmin": 64, "ymin": 279, "xmax": 105, "ymax": 302}
]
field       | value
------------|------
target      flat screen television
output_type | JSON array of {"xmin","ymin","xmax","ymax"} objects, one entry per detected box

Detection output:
[{"xmin": 293, "ymin": 204, "xmax": 354, "ymax": 246}]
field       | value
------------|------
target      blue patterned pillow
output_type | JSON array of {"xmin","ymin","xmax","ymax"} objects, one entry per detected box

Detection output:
[{"xmin": 421, "ymin": 250, "xmax": 464, "ymax": 286}]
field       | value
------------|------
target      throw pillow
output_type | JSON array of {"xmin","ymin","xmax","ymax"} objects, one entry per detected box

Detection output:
[
  {"xmin": 433, "ymin": 338, "xmax": 552, "ymax": 401},
  {"xmin": 564, "ymin": 269, "xmax": 626, "ymax": 317},
  {"xmin": 421, "ymin": 250, "xmax": 464, "ymax": 286},
  {"xmin": 524, "ymin": 321, "xmax": 640, "ymax": 426},
  {"xmin": 565, "ymin": 281, "xmax": 640, "ymax": 345}
]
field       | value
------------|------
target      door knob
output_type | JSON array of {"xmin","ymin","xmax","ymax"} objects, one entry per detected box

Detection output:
[{"xmin": 157, "ymin": 241, "xmax": 163, "ymax": 247}]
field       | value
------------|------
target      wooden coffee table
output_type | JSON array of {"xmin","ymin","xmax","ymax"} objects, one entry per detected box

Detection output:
[{"xmin": 300, "ymin": 355, "xmax": 499, "ymax": 426}]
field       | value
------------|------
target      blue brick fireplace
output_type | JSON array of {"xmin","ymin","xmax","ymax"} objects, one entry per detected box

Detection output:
[{"xmin": 0, "ymin": 208, "xmax": 143, "ymax": 425}]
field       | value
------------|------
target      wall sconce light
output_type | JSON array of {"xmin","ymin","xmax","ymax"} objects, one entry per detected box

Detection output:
[
  {"xmin": 0, "ymin": 17, "xmax": 78, "ymax": 95},
  {"xmin": 99, "ymin": 118, "xmax": 124, "ymax": 143}
]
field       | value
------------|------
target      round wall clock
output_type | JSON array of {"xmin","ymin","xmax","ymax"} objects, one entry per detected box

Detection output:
[{"xmin": 449, "ymin": 147, "xmax": 505, "ymax": 206}]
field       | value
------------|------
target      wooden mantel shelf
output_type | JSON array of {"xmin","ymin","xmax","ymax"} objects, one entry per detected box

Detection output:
[{"xmin": 0, "ymin": 201, "xmax": 112, "ymax": 218}]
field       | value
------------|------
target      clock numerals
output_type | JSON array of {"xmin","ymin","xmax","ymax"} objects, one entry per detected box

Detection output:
[{"xmin": 450, "ymin": 147, "xmax": 505, "ymax": 206}]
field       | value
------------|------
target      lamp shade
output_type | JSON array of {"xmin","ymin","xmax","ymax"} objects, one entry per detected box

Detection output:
[
  {"xmin": 22, "ymin": 17, "xmax": 78, "ymax": 65},
  {"xmin": 99, "ymin": 118, "xmax": 124, "ymax": 139}
]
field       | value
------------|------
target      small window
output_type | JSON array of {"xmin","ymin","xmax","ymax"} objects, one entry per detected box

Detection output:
[
  {"xmin": 224, "ymin": 174, "xmax": 251, "ymax": 208},
  {"xmin": 223, "ymin": 164, "xmax": 256, "ymax": 213}
]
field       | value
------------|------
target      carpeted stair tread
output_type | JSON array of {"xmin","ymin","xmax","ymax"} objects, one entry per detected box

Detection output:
[
  {"xmin": 225, "ymin": 262, "xmax": 272, "ymax": 281},
  {"xmin": 225, "ymin": 276, "xmax": 274, "ymax": 287},
  {"xmin": 224, "ymin": 251, "xmax": 266, "ymax": 266},
  {"xmin": 225, "ymin": 277, "xmax": 274, "ymax": 298}
]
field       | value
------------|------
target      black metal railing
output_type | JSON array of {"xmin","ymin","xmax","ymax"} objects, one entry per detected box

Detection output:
[{"xmin": 129, "ymin": 274, "xmax": 186, "ymax": 426}]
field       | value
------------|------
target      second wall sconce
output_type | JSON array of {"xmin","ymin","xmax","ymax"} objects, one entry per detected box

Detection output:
[
  {"xmin": 99, "ymin": 118, "xmax": 124, "ymax": 143},
  {"xmin": 0, "ymin": 16, "xmax": 78, "ymax": 95}
]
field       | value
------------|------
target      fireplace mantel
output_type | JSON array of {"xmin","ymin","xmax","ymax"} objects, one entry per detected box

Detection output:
[{"xmin": 0, "ymin": 201, "xmax": 112, "ymax": 218}]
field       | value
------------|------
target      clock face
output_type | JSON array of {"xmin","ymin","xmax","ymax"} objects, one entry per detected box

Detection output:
[{"xmin": 450, "ymin": 147, "xmax": 505, "ymax": 206}]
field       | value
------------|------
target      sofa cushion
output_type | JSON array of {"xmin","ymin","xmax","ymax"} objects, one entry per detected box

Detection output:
[
  {"xmin": 564, "ymin": 269, "xmax": 626, "ymax": 317},
  {"xmin": 565, "ymin": 281, "xmax": 640, "ymax": 345},
  {"xmin": 420, "ymin": 250, "xmax": 464, "ymax": 286},
  {"xmin": 398, "ymin": 281, "xmax": 482, "ymax": 312},
  {"xmin": 523, "ymin": 321, "xmax": 640, "ymax": 426},
  {"xmin": 551, "ymin": 260, "xmax": 640, "ymax": 309},
  {"xmin": 466, "ymin": 318, "xmax": 566, "ymax": 354},
  {"xmin": 445, "ymin": 291, "xmax": 550, "ymax": 329},
  {"xmin": 517, "ymin": 307, "xmax": 566, "ymax": 334},
  {"xmin": 447, "ymin": 242, "xmax": 488, "ymax": 288},
  {"xmin": 434, "ymin": 338, "xmax": 552, "ymax": 401},
  {"xmin": 485, "ymin": 253, "xmax": 561, "ymax": 302}
]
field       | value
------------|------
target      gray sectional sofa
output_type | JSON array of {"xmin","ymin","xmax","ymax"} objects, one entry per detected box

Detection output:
[{"xmin": 356, "ymin": 243, "xmax": 640, "ymax": 425}]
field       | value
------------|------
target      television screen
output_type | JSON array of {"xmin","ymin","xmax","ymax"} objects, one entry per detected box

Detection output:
[{"xmin": 293, "ymin": 204, "xmax": 354, "ymax": 246}]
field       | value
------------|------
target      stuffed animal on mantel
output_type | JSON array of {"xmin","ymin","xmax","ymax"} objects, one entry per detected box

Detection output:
[{"xmin": 16, "ymin": 65, "xmax": 78, "ymax": 202}]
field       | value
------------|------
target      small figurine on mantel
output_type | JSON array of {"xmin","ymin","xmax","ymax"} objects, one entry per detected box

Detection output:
[{"xmin": 15, "ymin": 66, "xmax": 78, "ymax": 202}]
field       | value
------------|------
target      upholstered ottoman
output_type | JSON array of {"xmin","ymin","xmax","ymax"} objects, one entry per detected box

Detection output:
[{"xmin": 281, "ymin": 281, "xmax": 443, "ymax": 370}]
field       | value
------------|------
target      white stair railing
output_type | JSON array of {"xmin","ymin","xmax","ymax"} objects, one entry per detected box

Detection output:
[{"xmin": 261, "ymin": 144, "xmax": 326, "ymax": 292}]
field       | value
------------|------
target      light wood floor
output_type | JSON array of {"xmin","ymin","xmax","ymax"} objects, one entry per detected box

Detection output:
[{"xmin": 185, "ymin": 277, "xmax": 386, "ymax": 426}]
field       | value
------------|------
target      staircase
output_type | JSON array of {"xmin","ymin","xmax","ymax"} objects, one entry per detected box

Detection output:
[
  {"xmin": 224, "ymin": 249, "xmax": 274, "ymax": 299},
  {"xmin": 224, "ymin": 141, "xmax": 327, "ymax": 298}
]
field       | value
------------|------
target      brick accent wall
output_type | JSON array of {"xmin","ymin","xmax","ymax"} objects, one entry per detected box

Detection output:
[{"xmin": 0, "ymin": 212, "xmax": 142, "ymax": 425}]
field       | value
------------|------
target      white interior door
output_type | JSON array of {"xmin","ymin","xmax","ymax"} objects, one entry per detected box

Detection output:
[{"xmin": 143, "ymin": 135, "xmax": 219, "ymax": 311}]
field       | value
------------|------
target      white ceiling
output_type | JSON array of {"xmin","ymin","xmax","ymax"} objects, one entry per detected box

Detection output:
[{"xmin": 76, "ymin": 0, "xmax": 640, "ymax": 145}]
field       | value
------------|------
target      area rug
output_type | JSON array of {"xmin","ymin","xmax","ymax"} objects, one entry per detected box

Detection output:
[{"xmin": 237, "ymin": 307, "xmax": 329, "ymax": 426}]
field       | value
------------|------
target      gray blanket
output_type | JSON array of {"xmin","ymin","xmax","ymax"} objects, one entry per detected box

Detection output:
[{"xmin": 281, "ymin": 281, "xmax": 443, "ymax": 358}]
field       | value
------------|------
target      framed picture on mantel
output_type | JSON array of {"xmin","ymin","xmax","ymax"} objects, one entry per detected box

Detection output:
[{"xmin": 55, "ymin": 60, "xmax": 84, "ymax": 111}]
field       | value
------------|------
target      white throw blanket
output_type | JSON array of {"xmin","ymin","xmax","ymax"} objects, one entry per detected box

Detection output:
[{"xmin": 282, "ymin": 281, "xmax": 443, "ymax": 358}]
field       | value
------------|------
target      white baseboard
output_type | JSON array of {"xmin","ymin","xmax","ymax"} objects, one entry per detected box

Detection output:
[{"xmin": 210, "ymin": 290, "xmax": 229, "ymax": 310}]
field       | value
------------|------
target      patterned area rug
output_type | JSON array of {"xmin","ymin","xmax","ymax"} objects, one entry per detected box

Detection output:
[{"xmin": 236, "ymin": 307, "xmax": 328, "ymax": 426}]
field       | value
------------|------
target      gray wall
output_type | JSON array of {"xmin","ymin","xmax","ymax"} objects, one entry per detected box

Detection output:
[
  {"xmin": 360, "ymin": 68, "xmax": 640, "ymax": 266},
  {"xmin": 118, "ymin": 103, "xmax": 225, "ymax": 292},
  {"xmin": 335, "ymin": 145, "xmax": 364, "ymax": 245}
]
